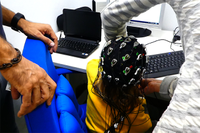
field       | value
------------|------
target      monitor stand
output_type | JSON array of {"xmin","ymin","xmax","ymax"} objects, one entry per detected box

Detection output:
[{"xmin": 127, "ymin": 26, "xmax": 152, "ymax": 37}]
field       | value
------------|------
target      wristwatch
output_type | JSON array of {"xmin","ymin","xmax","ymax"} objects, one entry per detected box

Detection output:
[{"xmin": 11, "ymin": 13, "xmax": 25, "ymax": 31}]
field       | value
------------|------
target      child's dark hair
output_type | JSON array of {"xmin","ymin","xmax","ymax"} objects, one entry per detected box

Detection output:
[{"xmin": 92, "ymin": 36, "xmax": 147, "ymax": 132}]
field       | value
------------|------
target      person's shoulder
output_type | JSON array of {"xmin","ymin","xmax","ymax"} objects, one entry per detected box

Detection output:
[
  {"xmin": 87, "ymin": 59, "xmax": 100, "ymax": 70},
  {"xmin": 86, "ymin": 59, "xmax": 100, "ymax": 82}
]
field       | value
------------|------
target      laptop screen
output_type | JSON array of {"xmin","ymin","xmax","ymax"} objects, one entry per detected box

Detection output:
[{"xmin": 63, "ymin": 9, "xmax": 101, "ymax": 42}]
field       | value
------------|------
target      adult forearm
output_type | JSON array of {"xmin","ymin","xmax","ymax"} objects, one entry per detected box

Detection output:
[
  {"xmin": 101, "ymin": 0, "xmax": 165, "ymax": 41},
  {"xmin": 1, "ymin": 6, "xmax": 15, "ymax": 27},
  {"xmin": 1, "ymin": 5, "xmax": 28, "ymax": 32},
  {"xmin": 0, "ymin": 36, "xmax": 18, "ymax": 66}
]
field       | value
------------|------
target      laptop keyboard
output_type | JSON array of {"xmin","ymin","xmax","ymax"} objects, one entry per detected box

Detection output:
[
  {"xmin": 144, "ymin": 50, "xmax": 185, "ymax": 78},
  {"xmin": 58, "ymin": 38, "xmax": 97, "ymax": 53}
]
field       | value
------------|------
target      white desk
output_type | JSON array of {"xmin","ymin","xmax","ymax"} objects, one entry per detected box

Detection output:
[{"xmin": 52, "ymin": 28, "xmax": 183, "ymax": 74}]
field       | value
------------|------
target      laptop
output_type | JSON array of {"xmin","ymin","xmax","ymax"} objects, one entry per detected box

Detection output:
[{"xmin": 56, "ymin": 8, "xmax": 101, "ymax": 58}]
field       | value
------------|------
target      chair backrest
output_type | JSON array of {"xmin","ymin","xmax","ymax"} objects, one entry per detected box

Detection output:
[{"xmin": 22, "ymin": 38, "xmax": 87, "ymax": 133}]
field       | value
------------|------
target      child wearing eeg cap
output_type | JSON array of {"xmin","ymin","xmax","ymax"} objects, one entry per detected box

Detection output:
[
  {"xmin": 85, "ymin": 35, "xmax": 155, "ymax": 133},
  {"xmin": 86, "ymin": 34, "xmax": 178, "ymax": 133}
]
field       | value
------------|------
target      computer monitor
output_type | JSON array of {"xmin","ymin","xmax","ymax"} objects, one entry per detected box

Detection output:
[{"xmin": 127, "ymin": 4, "xmax": 165, "ymax": 29}]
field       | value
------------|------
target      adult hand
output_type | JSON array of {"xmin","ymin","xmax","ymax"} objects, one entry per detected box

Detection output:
[
  {"xmin": 0, "ymin": 56, "xmax": 57, "ymax": 117},
  {"xmin": 140, "ymin": 78, "xmax": 162, "ymax": 95},
  {"xmin": 18, "ymin": 19, "xmax": 58, "ymax": 54}
]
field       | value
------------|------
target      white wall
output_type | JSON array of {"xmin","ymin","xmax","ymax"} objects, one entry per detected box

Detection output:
[
  {"xmin": 1, "ymin": 0, "xmax": 178, "ymax": 52},
  {"xmin": 1, "ymin": 0, "xmax": 92, "ymax": 51},
  {"xmin": 162, "ymin": 3, "xmax": 178, "ymax": 31}
]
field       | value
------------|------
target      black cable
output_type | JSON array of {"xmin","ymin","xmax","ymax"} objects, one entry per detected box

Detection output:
[
  {"xmin": 145, "ymin": 39, "xmax": 172, "ymax": 46},
  {"xmin": 173, "ymin": 27, "xmax": 179, "ymax": 36},
  {"xmin": 145, "ymin": 38, "xmax": 181, "ymax": 51},
  {"xmin": 172, "ymin": 27, "xmax": 181, "ymax": 43},
  {"xmin": 170, "ymin": 41, "xmax": 175, "ymax": 52},
  {"xmin": 145, "ymin": 27, "xmax": 182, "ymax": 52}
]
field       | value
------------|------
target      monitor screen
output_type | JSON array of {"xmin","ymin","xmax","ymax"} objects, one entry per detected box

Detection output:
[
  {"xmin": 63, "ymin": 9, "xmax": 102, "ymax": 42},
  {"xmin": 127, "ymin": 4, "xmax": 164, "ymax": 29}
]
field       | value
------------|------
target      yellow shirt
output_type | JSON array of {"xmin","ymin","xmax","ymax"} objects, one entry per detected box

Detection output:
[{"xmin": 85, "ymin": 59, "xmax": 152, "ymax": 133}]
